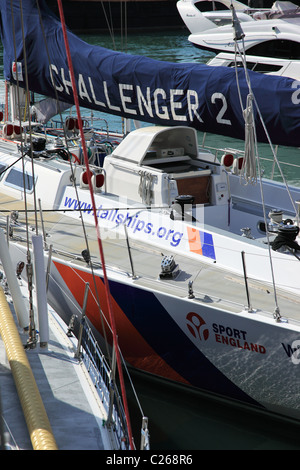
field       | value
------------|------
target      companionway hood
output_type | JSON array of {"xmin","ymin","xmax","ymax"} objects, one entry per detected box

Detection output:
[{"xmin": 1, "ymin": 0, "xmax": 300, "ymax": 147}]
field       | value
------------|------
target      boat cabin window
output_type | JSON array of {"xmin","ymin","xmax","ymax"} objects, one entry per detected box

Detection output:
[
  {"xmin": 247, "ymin": 40, "xmax": 300, "ymax": 60},
  {"xmin": 4, "ymin": 168, "xmax": 34, "ymax": 192},
  {"xmin": 228, "ymin": 61, "xmax": 282, "ymax": 74},
  {"xmin": 143, "ymin": 149, "xmax": 198, "ymax": 173},
  {"xmin": 195, "ymin": 1, "xmax": 230, "ymax": 12}
]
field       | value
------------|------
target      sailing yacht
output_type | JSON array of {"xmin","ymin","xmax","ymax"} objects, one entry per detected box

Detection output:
[{"xmin": 2, "ymin": 0, "xmax": 300, "ymax": 424}]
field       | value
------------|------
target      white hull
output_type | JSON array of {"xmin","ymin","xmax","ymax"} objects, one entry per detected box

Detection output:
[
  {"xmin": 7, "ymin": 232, "xmax": 300, "ymax": 421},
  {"xmin": 2, "ymin": 123, "xmax": 300, "ymax": 421}
]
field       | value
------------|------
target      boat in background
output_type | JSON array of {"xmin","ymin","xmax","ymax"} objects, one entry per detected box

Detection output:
[
  {"xmin": 207, "ymin": 52, "xmax": 300, "ymax": 79},
  {"xmin": 3, "ymin": 0, "xmax": 300, "ymax": 426},
  {"xmin": 177, "ymin": 0, "xmax": 300, "ymax": 57}
]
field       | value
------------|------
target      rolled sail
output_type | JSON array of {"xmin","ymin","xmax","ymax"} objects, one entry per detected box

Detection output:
[{"xmin": 1, "ymin": 0, "xmax": 300, "ymax": 146}]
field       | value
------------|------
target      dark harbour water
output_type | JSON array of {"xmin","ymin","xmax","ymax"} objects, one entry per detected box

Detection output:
[
  {"xmin": 125, "ymin": 369, "xmax": 300, "ymax": 450},
  {"xmin": 2, "ymin": 25, "xmax": 300, "ymax": 451}
]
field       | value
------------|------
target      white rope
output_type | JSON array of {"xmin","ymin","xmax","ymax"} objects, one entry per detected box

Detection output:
[
  {"xmin": 231, "ymin": 4, "xmax": 281, "ymax": 318},
  {"xmin": 138, "ymin": 171, "xmax": 154, "ymax": 205},
  {"xmin": 242, "ymin": 94, "xmax": 257, "ymax": 184}
]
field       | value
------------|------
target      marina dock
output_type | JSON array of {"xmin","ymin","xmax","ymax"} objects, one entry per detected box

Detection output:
[{"xmin": 0, "ymin": 281, "xmax": 126, "ymax": 450}]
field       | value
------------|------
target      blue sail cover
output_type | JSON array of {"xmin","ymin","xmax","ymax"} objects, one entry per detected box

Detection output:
[{"xmin": 1, "ymin": 0, "xmax": 300, "ymax": 146}]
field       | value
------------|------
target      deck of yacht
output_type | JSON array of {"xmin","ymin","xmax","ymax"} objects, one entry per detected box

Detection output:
[{"xmin": 1, "ymin": 194, "xmax": 300, "ymax": 328}]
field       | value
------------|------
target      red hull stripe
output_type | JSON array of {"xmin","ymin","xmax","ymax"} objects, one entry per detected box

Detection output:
[{"xmin": 53, "ymin": 261, "xmax": 189, "ymax": 384}]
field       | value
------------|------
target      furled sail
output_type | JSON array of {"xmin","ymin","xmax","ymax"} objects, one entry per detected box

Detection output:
[{"xmin": 1, "ymin": 0, "xmax": 300, "ymax": 146}]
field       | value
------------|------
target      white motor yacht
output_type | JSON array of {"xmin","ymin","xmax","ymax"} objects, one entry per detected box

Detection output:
[
  {"xmin": 177, "ymin": 0, "xmax": 300, "ymax": 58},
  {"xmin": 207, "ymin": 51, "xmax": 300, "ymax": 79}
]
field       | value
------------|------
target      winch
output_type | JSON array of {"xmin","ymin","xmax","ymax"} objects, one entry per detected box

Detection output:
[
  {"xmin": 267, "ymin": 209, "xmax": 283, "ymax": 232},
  {"xmin": 159, "ymin": 255, "xmax": 179, "ymax": 279},
  {"xmin": 170, "ymin": 195, "xmax": 194, "ymax": 221},
  {"xmin": 272, "ymin": 221, "xmax": 300, "ymax": 252}
]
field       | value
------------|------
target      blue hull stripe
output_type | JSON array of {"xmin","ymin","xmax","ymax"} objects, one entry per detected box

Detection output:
[{"xmin": 109, "ymin": 280, "xmax": 260, "ymax": 407}]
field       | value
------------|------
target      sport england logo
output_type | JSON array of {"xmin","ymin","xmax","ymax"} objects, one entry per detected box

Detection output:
[
  {"xmin": 186, "ymin": 314, "xmax": 266, "ymax": 355},
  {"xmin": 186, "ymin": 312, "xmax": 209, "ymax": 341}
]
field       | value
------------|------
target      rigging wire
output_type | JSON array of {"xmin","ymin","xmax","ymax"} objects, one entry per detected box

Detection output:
[
  {"xmin": 100, "ymin": 1, "xmax": 116, "ymax": 50},
  {"xmin": 231, "ymin": 4, "xmax": 282, "ymax": 319},
  {"xmin": 9, "ymin": 0, "xmax": 37, "ymax": 344},
  {"xmin": 34, "ymin": 1, "xmax": 135, "ymax": 442},
  {"xmin": 232, "ymin": 17, "xmax": 298, "ymax": 216},
  {"xmin": 7, "ymin": 0, "xmax": 134, "ymax": 447},
  {"xmin": 34, "ymin": 0, "xmax": 112, "ymax": 362},
  {"xmin": 99, "ymin": 0, "xmax": 128, "ymax": 52},
  {"xmin": 56, "ymin": 0, "xmax": 134, "ymax": 450},
  {"xmin": 16, "ymin": 2, "xmax": 140, "ymax": 445}
]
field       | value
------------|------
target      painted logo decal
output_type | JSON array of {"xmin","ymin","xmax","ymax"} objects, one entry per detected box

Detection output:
[
  {"xmin": 186, "ymin": 312, "xmax": 209, "ymax": 341},
  {"xmin": 187, "ymin": 227, "xmax": 215, "ymax": 260},
  {"xmin": 186, "ymin": 314, "xmax": 266, "ymax": 355}
]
